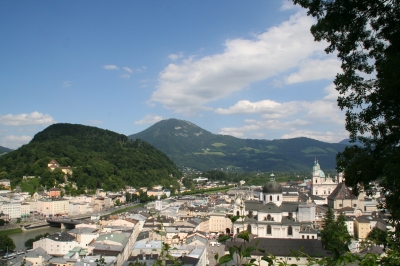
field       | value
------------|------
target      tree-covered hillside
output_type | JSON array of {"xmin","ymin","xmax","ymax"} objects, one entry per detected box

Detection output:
[
  {"xmin": 0, "ymin": 124, "xmax": 182, "ymax": 193},
  {"xmin": 129, "ymin": 119, "xmax": 348, "ymax": 172}
]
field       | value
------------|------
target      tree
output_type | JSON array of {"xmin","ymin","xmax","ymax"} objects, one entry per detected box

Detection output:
[
  {"xmin": 0, "ymin": 235, "xmax": 16, "ymax": 251},
  {"xmin": 320, "ymin": 208, "xmax": 352, "ymax": 259},
  {"xmin": 367, "ymin": 227, "xmax": 388, "ymax": 248},
  {"xmin": 293, "ymin": 0, "xmax": 400, "ymax": 221}
]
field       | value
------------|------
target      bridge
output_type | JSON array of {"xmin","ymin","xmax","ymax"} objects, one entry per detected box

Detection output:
[
  {"xmin": 22, "ymin": 214, "xmax": 92, "ymax": 230},
  {"xmin": 46, "ymin": 218, "xmax": 82, "ymax": 229}
]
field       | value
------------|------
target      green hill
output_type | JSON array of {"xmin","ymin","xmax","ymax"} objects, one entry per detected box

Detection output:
[
  {"xmin": 0, "ymin": 123, "xmax": 181, "ymax": 193},
  {"xmin": 128, "ymin": 118, "xmax": 347, "ymax": 172}
]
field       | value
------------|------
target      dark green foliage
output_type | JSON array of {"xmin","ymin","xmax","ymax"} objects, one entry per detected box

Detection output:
[
  {"xmin": 0, "ymin": 235, "xmax": 16, "ymax": 251},
  {"xmin": 0, "ymin": 123, "xmax": 182, "ymax": 192},
  {"xmin": 321, "ymin": 209, "xmax": 352, "ymax": 259},
  {"xmin": 129, "ymin": 119, "xmax": 348, "ymax": 172},
  {"xmin": 203, "ymin": 170, "xmax": 227, "ymax": 181},
  {"xmin": 367, "ymin": 227, "xmax": 388, "ymax": 248},
  {"xmin": 24, "ymin": 233, "xmax": 49, "ymax": 249},
  {"xmin": 293, "ymin": 0, "xmax": 400, "ymax": 222}
]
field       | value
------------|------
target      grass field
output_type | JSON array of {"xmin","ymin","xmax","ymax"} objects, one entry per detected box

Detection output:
[{"xmin": 0, "ymin": 228, "xmax": 23, "ymax": 235}]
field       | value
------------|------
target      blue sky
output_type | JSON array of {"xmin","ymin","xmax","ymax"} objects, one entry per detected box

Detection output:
[{"xmin": 0, "ymin": 0, "xmax": 348, "ymax": 149}]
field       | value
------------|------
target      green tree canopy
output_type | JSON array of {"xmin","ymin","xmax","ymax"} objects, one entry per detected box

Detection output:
[
  {"xmin": 320, "ymin": 208, "xmax": 352, "ymax": 259},
  {"xmin": 0, "ymin": 235, "xmax": 16, "ymax": 251},
  {"xmin": 293, "ymin": 0, "xmax": 400, "ymax": 221}
]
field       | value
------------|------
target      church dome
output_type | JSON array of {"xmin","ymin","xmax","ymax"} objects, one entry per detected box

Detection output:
[{"xmin": 262, "ymin": 181, "xmax": 282, "ymax": 194}]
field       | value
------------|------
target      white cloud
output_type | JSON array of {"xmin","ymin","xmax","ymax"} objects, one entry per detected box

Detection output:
[
  {"xmin": 215, "ymin": 100, "xmax": 281, "ymax": 114},
  {"xmin": 123, "ymin": 67, "xmax": 133, "ymax": 73},
  {"xmin": 0, "ymin": 112, "xmax": 56, "ymax": 126},
  {"xmin": 281, "ymin": 129, "xmax": 348, "ymax": 143},
  {"xmin": 120, "ymin": 74, "xmax": 130, "ymax": 79},
  {"xmin": 151, "ymin": 11, "xmax": 330, "ymax": 113},
  {"xmin": 168, "ymin": 52, "xmax": 184, "ymax": 61},
  {"xmin": 103, "ymin": 65, "xmax": 119, "ymax": 70},
  {"xmin": 63, "ymin": 81, "xmax": 72, "ymax": 88},
  {"xmin": 0, "ymin": 135, "xmax": 32, "ymax": 149},
  {"xmin": 280, "ymin": 0, "xmax": 301, "ymax": 11},
  {"xmin": 284, "ymin": 57, "xmax": 341, "ymax": 84},
  {"xmin": 134, "ymin": 114, "xmax": 163, "ymax": 125}
]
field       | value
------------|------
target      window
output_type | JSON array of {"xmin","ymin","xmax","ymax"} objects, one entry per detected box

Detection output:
[
  {"xmin": 277, "ymin": 196, "xmax": 280, "ymax": 201},
  {"xmin": 247, "ymin": 224, "xmax": 252, "ymax": 233},
  {"xmin": 267, "ymin": 214, "xmax": 271, "ymax": 221},
  {"xmin": 267, "ymin": 225, "xmax": 271, "ymax": 235},
  {"xmin": 288, "ymin": 226, "xmax": 293, "ymax": 236},
  {"xmin": 269, "ymin": 195, "xmax": 272, "ymax": 201}
]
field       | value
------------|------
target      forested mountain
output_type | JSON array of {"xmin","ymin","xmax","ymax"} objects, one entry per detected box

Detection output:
[
  {"xmin": 129, "ymin": 119, "xmax": 348, "ymax": 172},
  {"xmin": 0, "ymin": 124, "xmax": 181, "ymax": 193},
  {"xmin": 0, "ymin": 145, "xmax": 13, "ymax": 156}
]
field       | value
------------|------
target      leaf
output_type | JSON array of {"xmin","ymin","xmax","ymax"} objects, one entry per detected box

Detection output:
[
  {"xmin": 218, "ymin": 254, "xmax": 233, "ymax": 264},
  {"xmin": 228, "ymin": 246, "xmax": 236, "ymax": 257},
  {"xmin": 218, "ymin": 235, "xmax": 231, "ymax": 242},
  {"xmin": 237, "ymin": 230, "xmax": 250, "ymax": 242},
  {"xmin": 230, "ymin": 216, "xmax": 240, "ymax": 223},
  {"xmin": 214, "ymin": 253, "xmax": 219, "ymax": 261}
]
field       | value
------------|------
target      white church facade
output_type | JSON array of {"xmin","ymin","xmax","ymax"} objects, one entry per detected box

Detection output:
[
  {"xmin": 311, "ymin": 160, "xmax": 343, "ymax": 198},
  {"xmin": 233, "ymin": 174, "xmax": 318, "ymax": 240}
]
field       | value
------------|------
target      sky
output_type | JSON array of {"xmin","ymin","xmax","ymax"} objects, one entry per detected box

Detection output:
[{"xmin": 0, "ymin": 0, "xmax": 349, "ymax": 150}]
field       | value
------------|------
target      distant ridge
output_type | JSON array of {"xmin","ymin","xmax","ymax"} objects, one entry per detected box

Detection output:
[
  {"xmin": 129, "ymin": 118, "xmax": 348, "ymax": 172},
  {"xmin": 0, "ymin": 145, "xmax": 13, "ymax": 156}
]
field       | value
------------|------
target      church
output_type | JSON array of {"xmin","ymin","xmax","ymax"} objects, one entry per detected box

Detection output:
[
  {"xmin": 233, "ymin": 173, "xmax": 318, "ymax": 240},
  {"xmin": 311, "ymin": 159, "xmax": 342, "ymax": 198}
]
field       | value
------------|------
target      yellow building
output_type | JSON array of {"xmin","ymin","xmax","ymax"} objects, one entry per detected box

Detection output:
[
  {"xmin": 354, "ymin": 216, "xmax": 371, "ymax": 240},
  {"xmin": 209, "ymin": 212, "xmax": 232, "ymax": 234}
]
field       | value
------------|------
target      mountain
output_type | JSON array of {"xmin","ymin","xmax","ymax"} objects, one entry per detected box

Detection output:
[
  {"xmin": 0, "ymin": 123, "xmax": 181, "ymax": 192},
  {"xmin": 338, "ymin": 138, "xmax": 364, "ymax": 146},
  {"xmin": 129, "ymin": 118, "xmax": 348, "ymax": 172},
  {"xmin": 0, "ymin": 146, "xmax": 13, "ymax": 156}
]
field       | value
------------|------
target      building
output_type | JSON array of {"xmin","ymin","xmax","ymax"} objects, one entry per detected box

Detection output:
[
  {"xmin": 37, "ymin": 198, "xmax": 69, "ymax": 217},
  {"xmin": 48, "ymin": 187, "xmax": 61, "ymax": 198},
  {"xmin": 209, "ymin": 212, "xmax": 232, "ymax": 234},
  {"xmin": 48, "ymin": 159, "xmax": 73, "ymax": 175},
  {"xmin": 311, "ymin": 160, "xmax": 341, "ymax": 198},
  {"xmin": 0, "ymin": 179, "xmax": 11, "ymax": 188},
  {"xmin": 33, "ymin": 232, "xmax": 79, "ymax": 256},
  {"xmin": 233, "ymin": 175, "xmax": 318, "ymax": 240},
  {"xmin": 1, "ymin": 201, "xmax": 21, "ymax": 219}
]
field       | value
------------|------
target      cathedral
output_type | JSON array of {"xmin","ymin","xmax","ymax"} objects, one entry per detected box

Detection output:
[
  {"xmin": 233, "ymin": 173, "xmax": 318, "ymax": 240},
  {"xmin": 311, "ymin": 159, "xmax": 343, "ymax": 198}
]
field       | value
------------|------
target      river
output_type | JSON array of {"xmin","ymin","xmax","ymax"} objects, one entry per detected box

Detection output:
[{"xmin": 9, "ymin": 226, "xmax": 71, "ymax": 251}]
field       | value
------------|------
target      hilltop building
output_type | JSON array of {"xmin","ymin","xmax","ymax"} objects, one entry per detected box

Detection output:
[{"xmin": 48, "ymin": 159, "xmax": 73, "ymax": 175}]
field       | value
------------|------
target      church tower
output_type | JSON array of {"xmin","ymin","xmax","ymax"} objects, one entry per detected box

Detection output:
[{"xmin": 261, "ymin": 172, "xmax": 283, "ymax": 207}]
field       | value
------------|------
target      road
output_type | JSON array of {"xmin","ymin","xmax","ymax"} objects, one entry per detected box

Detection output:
[{"xmin": 207, "ymin": 239, "xmax": 225, "ymax": 266}]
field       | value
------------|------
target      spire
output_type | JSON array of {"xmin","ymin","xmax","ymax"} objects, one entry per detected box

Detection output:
[{"xmin": 270, "ymin": 172, "xmax": 275, "ymax": 181}]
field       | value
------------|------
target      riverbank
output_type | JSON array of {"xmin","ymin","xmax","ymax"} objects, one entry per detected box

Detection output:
[
  {"xmin": 105, "ymin": 203, "xmax": 145, "ymax": 216},
  {"xmin": 0, "ymin": 228, "xmax": 23, "ymax": 235}
]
